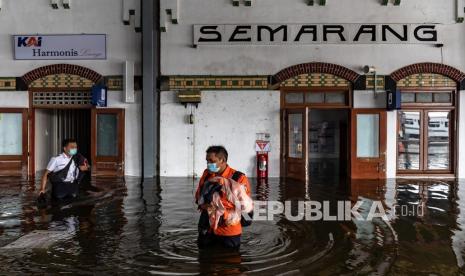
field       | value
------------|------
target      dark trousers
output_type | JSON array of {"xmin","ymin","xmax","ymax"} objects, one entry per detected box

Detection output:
[
  {"xmin": 198, "ymin": 231, "xmax": 241, "ymax": 249},
  {"xmin": 51, "ymin": 181, "xmax": 79, "ymax": 200}
]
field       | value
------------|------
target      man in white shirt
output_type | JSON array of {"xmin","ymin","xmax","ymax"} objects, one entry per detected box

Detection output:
[{"xmin": 39, "ymin": 138, "xmax": 89, "ymax": 200}]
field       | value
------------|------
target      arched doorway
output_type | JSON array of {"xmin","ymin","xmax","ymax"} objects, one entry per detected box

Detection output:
[
  {"xmin": 389, "ymin": 62, "xmax": 465, "ymax": 176},
  {"xmin": 22, "ymin": 64, "xmax": 125, "ymax": 178},
  {"xmin": 273, "ymin": 62, "xmax": 366, "ymax": 182}
]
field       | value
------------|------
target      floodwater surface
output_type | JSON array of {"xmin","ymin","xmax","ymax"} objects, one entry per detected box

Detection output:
[{"xmin": 0, "ymin": 176, "xmax": 465, "ymax": 275}]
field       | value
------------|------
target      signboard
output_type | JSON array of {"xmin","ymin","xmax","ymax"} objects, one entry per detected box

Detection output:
[
  {"xmin": 194, "ymin": 24, "xmax": 440, "ymax": 46},
  {"xmin": 91, "ymin": 85, "xmax": 107, "ymax": 107},
  {"xmin": 255, "ymin": 140, "xmax": 271, "ymax": 152},
  {"xmin": 387, "ymin": 90, "xmax": 401, "ymax": 110},
  {"xmin": 13, "ymin": 34, "xmax": 106, "ymax": 60}
]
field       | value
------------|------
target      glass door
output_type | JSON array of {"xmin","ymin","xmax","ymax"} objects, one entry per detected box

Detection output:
[
  {"xmin": 350, "ymin": 109, "xmax": 387, "ymax": 179},
  {"xmin": 91, "ymin": 108, "xmax": 125, "ymax": 177},
  {"xmin": 427, "ymin": 111, "xmax": 451, "ymax": 170},
  {"xmin": 284, "ymin": 108, "xmax": 308, "ymax": 182},
  {"xmin": 398, "ymin": 110, "xmax": 453, "ymax": 173},
  {"xmin": 0, "ymin": 109, "xmax": 28, "ymax": 177}
]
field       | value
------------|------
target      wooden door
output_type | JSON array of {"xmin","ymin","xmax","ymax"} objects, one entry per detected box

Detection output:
[
  {"xmin": 283, "ymin": 108, "xmax": 308, "ymax": 182},
  {"xmin": 350, "ymin": 109, "xmax": 387, "ymax": 179},
  {"xmin": 0, "ymin": 109, "xmax": 28, "ymax": 177},
  {"xmin": 91, "ymin": 108, "xmax": 125, "ymax": 177}
]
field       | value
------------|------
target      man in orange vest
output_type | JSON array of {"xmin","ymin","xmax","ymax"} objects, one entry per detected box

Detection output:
[{"xmin": 195, "ymin": 145, "xmax": 251, "ymax": 249}]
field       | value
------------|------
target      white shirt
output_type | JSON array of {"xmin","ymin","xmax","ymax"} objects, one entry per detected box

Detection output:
[{"xmin": 46, "ymin": 153, "xmax": 79, "ymax": 182}]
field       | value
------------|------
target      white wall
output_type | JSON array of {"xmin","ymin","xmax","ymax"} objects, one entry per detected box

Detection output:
[
  {"xmin": 160, "ymin": 90, "xmax": 281, "ymax": 177},
  {"xmin": 34, "ymin": 109, "xmax": 54, "ymax": 174},
  {"xmin": 106, "ymin": 91, "xmax": 142, "ymax": 177},
  {"xmin": 161, "ymin": 0, "xmax": 465, "ymax": 75},
  {"xmin": 0, "ymin": 92, "xmax": 29, "ymax": 107},
  {"xmin": 0, "ymin": 0, "xmax": 142, "ymax": 177},
  {"xmin": 0, "ymin": 0, "xmax": 141, "ymax": 77}
]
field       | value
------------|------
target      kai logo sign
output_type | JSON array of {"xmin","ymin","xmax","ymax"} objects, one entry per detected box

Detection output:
[
  {"xmin": 193, "ymin": 24, "xmax": 441, "ymax": 46},
  {"xmin": 17, "ymin": 36, "xmax": 43, "ymax": 47},
  {"xmin": 13, "ymin": 34, "xmax": 106, "ymax": 60}
]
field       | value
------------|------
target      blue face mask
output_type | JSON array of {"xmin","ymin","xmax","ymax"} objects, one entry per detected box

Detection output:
[
  {"xmin": 207, "ymin": 162, "xmax": 220, "ymax": 173},
  {"xmin": 69, "ymin": 148, "xmax": 78, "ymax": 156}
]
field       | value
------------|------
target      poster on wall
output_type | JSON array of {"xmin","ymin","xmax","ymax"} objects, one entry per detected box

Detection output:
[{"xmin": 13, "ymin": 34, "xmax": 106, "ymax": 60}]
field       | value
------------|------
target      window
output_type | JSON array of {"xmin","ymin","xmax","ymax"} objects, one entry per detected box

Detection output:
[
  {"xmin": 288, "ymin": 113, "xmax": 303, "ymax": 158},
  {"xmin": 397, "ymin": 110, "xmax": 453, "ymax": 173},
  {"xmin": 400, "ymin": 90, "xmax": 453, "ymax": 106},
  {"xmin": 284, "ymin": 90, "xmax": 349, "ymax": 106},
  {"xmin": 356, "ymin": 114, "xmax": 379, "ymax": 158},
  {"xmin": 0, "ymin": 113, "xmax": 22, "ymax": 155}
]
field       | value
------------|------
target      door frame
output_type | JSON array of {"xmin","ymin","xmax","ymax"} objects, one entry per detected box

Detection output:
[
  {"xmin": 396, "ymin": 108, "xmax": 455, "ymax": 176},
  {"xmin": 29, "ymin": 105, "xmax": 92, "ymax": 179},
  {"xmin": 396, "ymin": 87, "xmax": 457, "ymax": 177},
  {"xmin": 90, "ymin": 108, "xmax": 125, "ymax": 177},
  {"xmin": 280, "ymin": 88, "xmax": 352, "ymax": 181},
  {"xmin": 282, "ymin": 107, "xmax": 309, "ymax": 182},
  {"xmin": 350, "ymin": 108, "xmax": 387, "ymax": 179},
  {"xmin": 0, "ymin": 108, "xmax": 29, "ymax": 177}
]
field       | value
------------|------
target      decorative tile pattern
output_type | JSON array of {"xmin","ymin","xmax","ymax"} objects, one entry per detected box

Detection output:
[
  {"xmin": 365, "ymin": 75, "xmax": 385, "ymax": 90},
  {"xmin": 280, "ymin": 73, "xmax": 350, "ymax": 87},
  {"xmin": 0, "ymin": 78, "xmax": 16, "ymax": 91},
  {"xmin": 22, "ymin": 64, "xmax": 102, "ymax": 85},
  {"xmin": 29, "ymin": 74, "xmax": 94, "ymax": 89},
  {"xmin": 397, "ymin": 73, "xmax": 456, "ymax": 87},
  {"xmin": 105, "ymin": 76, "xmax": 124, "ymax": 90},
  {"xmin": 168, "ymin": 76, "xmax": 268, "ymax": 90},
  {"xmin": 391, "ymin": 62, "xmax": 465, "ymax": 83},
  {"xmin": 32, "ymin": 91, "xmax": 92, "ymax": 108},
  {"xmin": 272, "ymin": 62, "xmax": 360, "ymax": 85}
]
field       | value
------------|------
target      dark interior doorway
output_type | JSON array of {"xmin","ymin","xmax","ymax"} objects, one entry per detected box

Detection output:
[
  {"xmin": 308, "ymin": 109, "xmax": 349, "ymax": 183},
  {"xmin": 34, "ymin": 108, "xmax": 91, "ymax": 175}
]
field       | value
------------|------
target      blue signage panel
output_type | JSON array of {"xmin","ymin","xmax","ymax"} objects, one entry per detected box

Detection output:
[
  {"xmin": 91, "ymin": 85, "xmax": 107, "ymax": 107},
  {"xmin": 387, "ymin": 90, "xmax": 401, "ymax": 110}
]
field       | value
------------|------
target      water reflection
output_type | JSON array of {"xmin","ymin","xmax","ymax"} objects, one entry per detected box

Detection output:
[{"xmin": 0, "ymin": 177, "xmax": 465, "ymax": 274}]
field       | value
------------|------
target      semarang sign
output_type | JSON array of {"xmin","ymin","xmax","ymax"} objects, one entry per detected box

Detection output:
[{"xmin": 193, "ymin": 24, "xmax": 440, "ymax": 46}]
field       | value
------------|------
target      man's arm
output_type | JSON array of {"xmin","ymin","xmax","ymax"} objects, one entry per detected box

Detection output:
[
  {"xmin": 238, "ymin": 174, "xmax": 251, "ymax": 196},
  {"xmin": 39, "ymin": 170, "xmax": 50, "ymax": 194},
  {"xmin": 40, "ymin": 157, "xmax": 57, "ymax": 194},
  {"xmin": 196, "ymin": 170, "xmax": 211, "ymax": 210}
]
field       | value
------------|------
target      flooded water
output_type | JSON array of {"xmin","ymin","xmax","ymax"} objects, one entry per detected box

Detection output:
[{"xmin": 1, "ymin": 176, "xmax": 465, "ymax": 275}]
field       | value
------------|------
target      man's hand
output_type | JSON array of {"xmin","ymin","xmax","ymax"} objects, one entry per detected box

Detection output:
[
  {"xmin": 39, "ymin": 170, "xmax": 50, "ymax": 196},
  {"xmin": 79, "ymin": 164, "xmax": 89, "ymax": 171}
]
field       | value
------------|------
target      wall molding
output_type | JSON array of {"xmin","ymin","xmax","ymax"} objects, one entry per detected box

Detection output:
[{"xmin": 165, "ymin": 76, "xmax": 268, "ymax": 90}]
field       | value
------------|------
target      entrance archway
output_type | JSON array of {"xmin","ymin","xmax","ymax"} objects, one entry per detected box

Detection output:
[
  {"xmin": 274, "ymin": 62, "xmax": 384, "ymax": 182},
  {"xmin": 389, "ymin": 62, "xmax": 465, "ymax": 176},
  {"xmin": 22, "ymin": 64, "xmax": 124, "ymax": 178}
]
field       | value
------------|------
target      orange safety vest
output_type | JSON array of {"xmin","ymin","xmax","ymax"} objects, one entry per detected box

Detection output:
[{"xmin": 195, "ymin": 165, "xmax": 251, "ymax": 236}]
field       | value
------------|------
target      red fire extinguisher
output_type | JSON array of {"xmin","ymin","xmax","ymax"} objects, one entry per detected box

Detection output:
[{"xmin": 257, "ymin": 152, "xmax": 268, "ymax": 179}]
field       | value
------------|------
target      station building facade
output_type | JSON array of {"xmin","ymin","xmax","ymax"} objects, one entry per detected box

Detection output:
[
  {"xmin": 159, "ymin": 0, "xmax": 465, "ymax": 180},
  {"xmin": 0, "ymin": 0, "xmax": 142, "ymax": 177}
]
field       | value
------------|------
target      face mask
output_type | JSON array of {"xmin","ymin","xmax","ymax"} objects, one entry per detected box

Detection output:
[
  {"xmin": 69, "ymin": 148, "xmax": 78, "ymax": 156},
  {"xmin": 207, "ymin": 162, "xmax": 220, "ymax": 173}
]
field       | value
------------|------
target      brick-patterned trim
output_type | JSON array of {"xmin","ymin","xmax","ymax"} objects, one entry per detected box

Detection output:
[
  {"xmin": 391, "ymin": 63, "xmax": 465, "ymax": 83},
  {"xmin": 22, "ymin": 64, "xmax": 103, "ymax": 86},
  {"xmin": 271, "ymin": 62, "xmax": 360, "ymax": 85}
]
